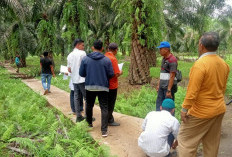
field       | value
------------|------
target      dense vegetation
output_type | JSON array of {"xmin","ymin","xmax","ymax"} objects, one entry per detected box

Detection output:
[
  {"xmin": 0, "ymin": 67, "xmax": 110, "ymax": 157},
  {"xmin": 1, "ymin": 0, "xmax": 232, "ymax": 84}
]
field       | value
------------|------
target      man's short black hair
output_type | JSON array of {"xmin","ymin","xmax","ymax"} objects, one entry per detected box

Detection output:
[
  {"xmin": 200, "ymin": 32, "xmax": 220, "ymax": 51},
  {"xmin": 73, "ymin": 38, "xmax": 84, "ymax": 48},
  {"xmin": 108, "ymin": 43, "xmax": 118, "ymax": 51},
  {"xmin": 93, "ymin": 40, "xmax": 103, "ymax": 50},
  {"xmin": 43, "ymin": 51, "xmax": 48, "ymax": 57}
]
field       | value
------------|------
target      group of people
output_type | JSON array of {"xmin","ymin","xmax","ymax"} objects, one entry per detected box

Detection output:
[
  {"xmin": 39, "ymin": 31, "xmax": 229, "ymax": 157},
  {"xmin": 67, "ymin": 39, "xmax": 122, "ymax": 137},
  {"xmin": 138, "ymin": 32, "xmax": 230, "ymax": 157}
]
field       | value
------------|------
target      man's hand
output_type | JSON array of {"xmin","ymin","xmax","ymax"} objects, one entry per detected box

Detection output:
[
  {"xmin": 166, "ymin": 91, "xmax": 172, "ymax": 98},
  {"xmin": 52, "ymin": 74, "xmax": 56, "ymax": 77},
  {"xmin": 68, "ymin": 67, "xmax": 71, "ymax": 73},
  {"xmin": 172, "ymin": 140, "xmax": 178, "ymax": 149},
  {"xmin": 156, "ymin": 83, "xmax": 160, "ymax": 92},
  {"xmin": 181, "ymin": 111, "xmax": 188, "ymax": 123}
]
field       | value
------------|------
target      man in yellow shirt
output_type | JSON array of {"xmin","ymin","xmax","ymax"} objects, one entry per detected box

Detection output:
[{"xmin": 178, "ymin": 32, "xmax": 230, "ymax": 157}]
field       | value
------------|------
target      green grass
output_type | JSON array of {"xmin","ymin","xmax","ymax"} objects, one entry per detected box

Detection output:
[
  {"xmin": 115, "ymin": 85, "xmax": 186, "ymax": 121},
  {"xmin": 51, "ymin": 75, "xmax": 71, "ymax": 92},
  {"xmin": 225, "ymin": 58, "xmax": 232, "ymax": 97},
  {"xmin": 0, "ymin": 67, "xmax": 110, "ymax": 157}
]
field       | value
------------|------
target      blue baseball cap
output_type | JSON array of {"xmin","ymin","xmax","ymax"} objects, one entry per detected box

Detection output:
[
  {"xmin": 157, "ymin": 41, "xmax": 171, "ymax": 48},
  {"xmin": 162, "ymin": 98, "xmax": 175, "ymax": 109}
]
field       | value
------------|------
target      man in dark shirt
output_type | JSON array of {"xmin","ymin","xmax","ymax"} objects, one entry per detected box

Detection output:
[
  {"xmin": 156, "ymin": 41, "xmax": 178, "ymax": 111},
  {"xmin": 40, "ymin": 51, "xmax": 55, "ymax": 95},
  {"xmin": 79, "ymin": 40, "xmax": 114, "ymax": 137}
]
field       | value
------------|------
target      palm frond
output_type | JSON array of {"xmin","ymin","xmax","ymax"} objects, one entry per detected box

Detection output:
[
  {"xmin": 1, "ymin": 0, "xmax": 26, "ymax": 22},
  {"xmin": 0, "ymin": 22, "xmax": 18, "ymax": 46}
]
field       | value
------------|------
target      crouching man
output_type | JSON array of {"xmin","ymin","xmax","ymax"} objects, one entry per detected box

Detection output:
[{"xmin": 138, "ymin": 99, "xmax": 179, "ymax": 157}]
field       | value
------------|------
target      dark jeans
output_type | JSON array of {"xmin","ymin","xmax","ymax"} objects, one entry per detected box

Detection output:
[
  {"xmin": 86, "ymin": 90, "xmax": 108, "ymax": 132},
  {"xmin": 73, "ymin": 83, "xmax": 86, "ymax": 118},
  {"xmin": 156, "ymin": 85, "xmax": 177, "ymax": 111},
  {"xmin": 70, "ymin": 90, "xmax": 83, "ymax": 113},
  {"xmin": 168, "ymin": 133, "xmax": 174, "ymax": 147},
  {"xmin": 108, "ymin": 89, "xmax": 117, "ymax": 123},
  {"xmin": 165, "ymin": 133, "xmax": 175, "ymax": 157}
]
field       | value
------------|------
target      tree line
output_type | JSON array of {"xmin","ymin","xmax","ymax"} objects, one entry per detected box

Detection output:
[{"xmin": 0, "ymin": 0, "xmax": 231, "ymax": 84}]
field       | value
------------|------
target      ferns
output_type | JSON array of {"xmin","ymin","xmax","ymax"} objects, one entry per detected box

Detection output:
[
  {"xmin": 0, "ymin": 67, "xmax": 111, "ymax": 157},
  {"xmin": 1, "ymin": 124, "xmax": 15, "ymax": 141},
  {"xmin": 9, "ymin": 137, "xmax": 37, "ymax": 152}
]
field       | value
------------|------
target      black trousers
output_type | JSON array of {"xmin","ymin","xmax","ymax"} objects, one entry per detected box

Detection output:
[
  {"xmin": 86, "ymin": 90, "xmax": 108, "ymax": 132},
  {"xmin": 108, "ymin": 89, "xmax": 117, "ymax": 123}
]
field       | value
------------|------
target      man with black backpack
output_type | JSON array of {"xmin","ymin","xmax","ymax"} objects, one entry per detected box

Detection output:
[{"xmin": 156, "ymin": 41, "xmax": 180, "ymax": 111}]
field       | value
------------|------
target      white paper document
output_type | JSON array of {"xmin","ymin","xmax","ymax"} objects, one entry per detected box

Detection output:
[
  {"xmin": 60, "ymin": 65, "xmax": 68, "ymax": 74},
  {"xmin": 118, "ymin": 63, "xmax": 124, "ymax": 71},
  {"xmin": 63, "ymin": 74, "xmax": 68, "ymax": 80}
]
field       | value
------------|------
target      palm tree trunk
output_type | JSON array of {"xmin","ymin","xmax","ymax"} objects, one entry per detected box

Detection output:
[
  {"xmin": 146, "ymin": 48, "xmax": 156, "ymax": 67},
  {"xmin": 129, "ymin": 34, "xmax": 151, "ymax": 85},
  {"xmin": 21, "ymin": 57, "xmax": 26, "ymax": 67}
]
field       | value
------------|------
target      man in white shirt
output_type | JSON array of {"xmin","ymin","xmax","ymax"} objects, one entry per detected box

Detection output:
[
  {"xmin": 138, "ymin": 99, "xmax": 179, "ymax": 157},
  {"xmin": 67, "ymin": 39, "xmax": 86, "ymax": 122}
]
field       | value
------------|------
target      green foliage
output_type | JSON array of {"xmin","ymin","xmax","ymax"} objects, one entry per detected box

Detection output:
[
  {"xmin": 113, "ymin": 0, "xmax": 165, "ymax": 48},
  {"xmin": 37, "ymin": 20, "xmax": 56, "ymax": 53},
  {"xmin": 225, "ymin": 58, "xmax": 232, "ymax": 96},
  {"xmin": 115, "ymin": 85, "xmax": 186, "ymax": 121},
  {"xmin": 0, "ymin": 67, "xmax": 110, "ymax": 157},
  {"xmin": 1, "ymin": 124, "xmax": 15, "ymax": 141}
]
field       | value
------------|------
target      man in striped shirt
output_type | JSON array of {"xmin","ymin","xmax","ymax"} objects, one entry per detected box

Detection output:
[{"xmin": 156, "ymin": 41, "xmax": 178, "ymax": 111}]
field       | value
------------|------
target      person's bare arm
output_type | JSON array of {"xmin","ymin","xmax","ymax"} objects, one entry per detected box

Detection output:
[
  {"xmin": 50, "ymin": 65, "xmax": 55, "ymax": 77},
  {"xmin": 115, "ymin": 70, "xmax": 123, "ymax": 77},
  {"xmin": 166, "ymin": 72, "xmax": 175, "ymax": 98},
  {"xmin": 156, "ymin": 80, "xmax": 160, "ymax": 92},
  {"xmin": 40, "ymin": 63, "xmax": 42, "ymax": 74}
]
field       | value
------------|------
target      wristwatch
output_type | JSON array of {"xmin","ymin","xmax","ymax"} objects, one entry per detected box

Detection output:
[
  {"xmin": 167, "ymin": 90, "xmax": 171, "ymax": 93},
  {"xmin": 181, "ymin": 108, "xmax": 188, "ymax": 113}
]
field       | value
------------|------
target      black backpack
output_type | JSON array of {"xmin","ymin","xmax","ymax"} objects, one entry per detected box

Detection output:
[{"xmin": 176, "ymin": 70, "xmax": 182, "ymax": 83}]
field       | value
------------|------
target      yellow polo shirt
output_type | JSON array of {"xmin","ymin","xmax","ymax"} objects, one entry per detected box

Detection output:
[{"xmin": 182, "ymin": 54, "xmax": 230, "ymax": 118}]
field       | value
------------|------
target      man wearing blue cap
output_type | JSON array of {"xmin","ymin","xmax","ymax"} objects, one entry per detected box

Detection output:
[
  {"xmin": 156, "ymin": 41, "xmax": 178, "ymax": 111},
  {"xmin": 138, "ymin": 98, "xmax": 179, "ymax": 157}
]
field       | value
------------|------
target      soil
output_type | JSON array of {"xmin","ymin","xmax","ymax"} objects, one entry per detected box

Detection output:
[{"xmin": 3, "ymin": 63, "xmax": 232, "ymax": 157}]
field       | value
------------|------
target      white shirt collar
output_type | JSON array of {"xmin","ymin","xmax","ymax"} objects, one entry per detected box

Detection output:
[{"xmin": 198, "ymin": 52, "xmax": 216, "ymax": 60}]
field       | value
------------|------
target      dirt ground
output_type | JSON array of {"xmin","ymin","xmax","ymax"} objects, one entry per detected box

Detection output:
[{"xmin": 3, "ymin": 63, "xmax": 232, "ymax": 157}]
